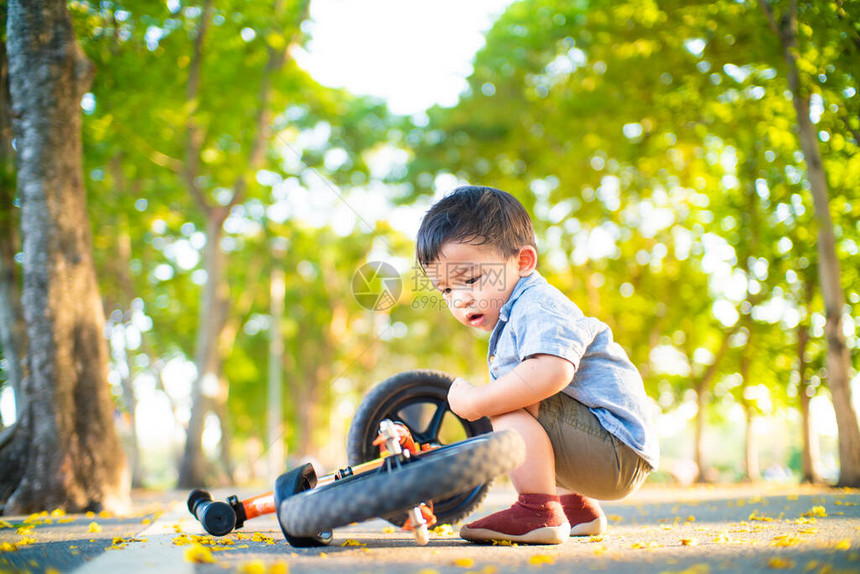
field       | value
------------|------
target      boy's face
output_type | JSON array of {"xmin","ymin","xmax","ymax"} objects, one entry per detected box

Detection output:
[{"xmin": 423, "ymin": 241, "xmax": 535, "ymax": 332}]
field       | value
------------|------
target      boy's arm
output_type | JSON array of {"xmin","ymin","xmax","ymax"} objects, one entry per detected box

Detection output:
[{"xmin": 448, "ymin": 354, "xmax": 574, "ymax": 421}]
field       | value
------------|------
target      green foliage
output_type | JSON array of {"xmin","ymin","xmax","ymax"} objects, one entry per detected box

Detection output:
[{"xmin": 31, "ymin": 0, "xmax": 854, "ymax": 482}]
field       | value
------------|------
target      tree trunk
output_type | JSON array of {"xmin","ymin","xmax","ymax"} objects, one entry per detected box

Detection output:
[
  {"xmin": 0, "ymin": 6, "xmax": 26, "ymax": 424},
  {"xmin": 797, "ymin": 279, "xmax": 822, "ymax": 484},
  {"xmin": 693, "ymin": 376, "xmax": 709, "ymax": 483},
  {"xmin": 759, "ymin": 0, "xmax": 860, "ymax": 487},
  {"xmin": 0, "ymin": 0, "xmax": 128, "ymax": 512},
  {"xmin": 176, "ymin": 0, "xmax": 309, "ymax": 487},
  {"xmin": 743, "ymin": 403, "xmax": 760, "ymax": 482},
  {"xmin": 693, "ymin": 329, "xmax": 735, "ymax": 483},
  {"xmin": 178, "ymin": 210, "xmax": 229, "ymax": 487}
]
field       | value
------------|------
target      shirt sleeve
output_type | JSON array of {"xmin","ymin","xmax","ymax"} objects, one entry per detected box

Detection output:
[{"xmin": 511, "ymin": 297, "xmax": 598, "ymax": 371}]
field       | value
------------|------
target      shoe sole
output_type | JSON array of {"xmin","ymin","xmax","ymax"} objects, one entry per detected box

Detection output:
[
  {"xmin": 569, "ymin": 515, "xmax": 607, "ymax": 536},
  {"xmin": 460, "ymin": 522, "xmax": 571, "ymax": 545}
]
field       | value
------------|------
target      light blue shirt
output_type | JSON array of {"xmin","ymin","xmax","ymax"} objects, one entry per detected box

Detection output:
[{"xmin": 487, "ymin": 271, "xmax": 660, "ymax": 469}]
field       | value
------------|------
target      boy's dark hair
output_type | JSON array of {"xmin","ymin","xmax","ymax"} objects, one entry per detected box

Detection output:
[{"xmin": 416, "ymin": 186, "xmax": 536, "ymax": 267}]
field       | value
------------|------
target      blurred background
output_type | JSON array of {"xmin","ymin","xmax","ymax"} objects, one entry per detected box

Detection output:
[{"xmin": 1, "ymin": 0, "xmax": 858, "ymax": 494}]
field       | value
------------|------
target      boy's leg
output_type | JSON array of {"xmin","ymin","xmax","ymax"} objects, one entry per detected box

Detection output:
[
  {"xmin": 556, "ymin": 487, "xmax": 607, "ymax": 536},
  {"xmin": 459, "ymin": 408, "xmax": 570, "ymax": 545},
  {"xmin": 492, "ymin": 407, "xmax": 557, "ymax": 494}
]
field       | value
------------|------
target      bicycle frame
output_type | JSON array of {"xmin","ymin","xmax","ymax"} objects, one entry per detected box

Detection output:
[{"xmin": 189, "ymin": 420, "xmax": 438, "ymax": 543}]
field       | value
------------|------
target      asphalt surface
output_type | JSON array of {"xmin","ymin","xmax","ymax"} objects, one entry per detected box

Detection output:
[{"xmin": 0, "ymin": 482, "xmax": 858, "ymax": 573}]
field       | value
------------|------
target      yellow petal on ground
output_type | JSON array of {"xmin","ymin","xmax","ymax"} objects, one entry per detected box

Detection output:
[
  {"xmin": 767, "ymin": 558, "xmax": 795, "ymax": 569},
  {"xmin": 453, "ymin": 558, "xmax": 475, "ymax": 568},
  {"xmin": 341, "ymin": 539, "xmax": 365, "ymax": 547},
  {"xmin": 834, "ymin": 539, "xmax": 851, "ymax": 550},
  {"xmin": 237, "ymin": 559, "xmax": 267, "ymax": 574},
  {"xmin": 87, "ymin": 522, "xmax": 102, "ymax": 533},
  {"xmin": 50, "ymin": 509, "xmax": 66, "ymax": 517},
  {"xmin": 0, "ymin": 520, "xmax": 12, "ymax": 529},
  {"xmin": 382, "ymin": 526, "xmax": 396, "ymax": 534},
  {"xmin": 658, "ymin": 564, "xmax": 710, "ymax": 574},
  {"xmin": 680, "ymin": 538, "xmax": 698, "ymax": 546},
  {"xmin": 16, "ymin": 526, "xmax": 33, "ymax": 536},
  {"xmin": 432, "ymin": 524, "xmax": 456, "ymax": 536},
  {"xmin": 528, "ymin": 554, "xmax": 556, "ymax": 565},
  {"xmin": 632, "ymin": 541, "xmax": 661, "ymax": 550},
  {"xmin": 0, "ymin": 542, "xmax": 17, "ymax": 552},
  {"xmin": 184, "ymin": 543, "xmax": 216, "ymax": 564},
  {"xmin": 802, "ymin": 506, "xmax": 827, "ymax": 518},
  {"xmin": 772, "ymin": 533, "xmax": 802, "ymax": 547},
  {"xmin": 269, "ymin": 563, "xmax": 289, "ymax": 574}
]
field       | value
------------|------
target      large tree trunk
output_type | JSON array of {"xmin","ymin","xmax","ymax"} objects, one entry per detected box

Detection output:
[
  {"xmin": 0, "ymin": 3, "xmax": 26, "ymax": 425},
  {"xmin": 759, "ymin": 0, "xmax": 860, "ymax": 487},
  {"xmin": 0, "ymin": 0, "xmax": 128, "ymax": 512}
]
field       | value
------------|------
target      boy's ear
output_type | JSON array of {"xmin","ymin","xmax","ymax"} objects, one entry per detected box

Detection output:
[{"xmin": 516, "ymin": 246, "xmax": 538, "ymax": 276}]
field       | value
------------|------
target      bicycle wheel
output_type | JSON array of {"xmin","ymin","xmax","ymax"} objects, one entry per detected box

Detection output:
[
  {"xmin": 346, "ymin": 370, "xmax": 493, "ymax": 525},
  {"xmin": 278, "ymin": 429, "xmax": 525, "ymax": 538}
]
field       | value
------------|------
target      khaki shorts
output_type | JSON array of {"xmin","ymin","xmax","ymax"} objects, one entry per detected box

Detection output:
[{"xmin": 536, "ymin": 392, "xmax": 652, "ymax": 501}]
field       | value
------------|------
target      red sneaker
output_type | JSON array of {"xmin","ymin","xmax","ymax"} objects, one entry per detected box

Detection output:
[
  {"xmin": 459, "ymin": 494, "xmax": 570, "ymax": 545},
  {"xmin": 560, "ymin": 493, "xmax": 607, "ymax": 536}
]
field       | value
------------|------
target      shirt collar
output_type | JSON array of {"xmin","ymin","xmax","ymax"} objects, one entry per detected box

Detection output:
[{"xmin": 497, "ymin": 270, "xmax": 546, "ymax": 323}]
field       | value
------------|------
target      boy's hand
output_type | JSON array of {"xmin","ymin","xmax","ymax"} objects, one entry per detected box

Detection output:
[{"xmin": 447, "ymin": 377, "xmax": 483, "ymax": 421}]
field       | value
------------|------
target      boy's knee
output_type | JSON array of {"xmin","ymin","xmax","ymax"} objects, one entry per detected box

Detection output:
[{"xmin": 490, "ymin": 408, "xmax": 542, "ymax": 433}]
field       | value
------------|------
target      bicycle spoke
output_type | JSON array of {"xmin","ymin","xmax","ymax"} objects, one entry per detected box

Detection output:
[{"xmin": 423, "ymin": 401, "xmax": 449, "ymax": 443}]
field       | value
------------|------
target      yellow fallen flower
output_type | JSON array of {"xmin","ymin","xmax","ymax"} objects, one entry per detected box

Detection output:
[
  {"xmin": 802, "ymin": 506, "xmax": 826, "ymax": 518},
  {"xmin": 766, "ymin": 557, "xmax": 794, "ymax": 569},
  {"xmin": 529, "ymin": 554, "xmax": 556, "ymax": 565},
  {"xmin": 658, "ymin": 564, "xmax": 710, "ymax": 574},
  {"xmin": 0, "ymin": 542, "xmax": 17, "ymax": 552},
  {"xmin": 184, "ymin": 543, "xmax": 216, "ymax": 564},
  {"xmin": 341, "ymin": 539, "xmax": 365, "ymax": 547},
  {"xmin": 834, "ymin": 539, "xmax": 851, "ymax": 550},
  {"xmin": 431, "ymin": 524, "xmax": 456, "ymax": 536},
  {"xmin": 238, "ymin": 559, "xmax": 267, "ymax": 574},
  {"xmin": 87, "ymin": 521, "xmax": 102, "ymax": 533},
  {"xmin": 772, "ymin": 533, "xmax": 802, "ymax": 547},
  {"xmin": 0, "ymin": 520, "xmax": 13, "ymax": 529},
  {"xmin": 680, "ymin": 538, "xmax": 698, "ymax": 546},
  {"xmin": 453, "ymin": 557, "xmax": 475, "ymax": 568}
]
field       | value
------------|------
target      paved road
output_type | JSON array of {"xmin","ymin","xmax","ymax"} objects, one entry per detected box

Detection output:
[{"xmin": 0, "ymin": 483, "xmax": 857, "ymax": 573}]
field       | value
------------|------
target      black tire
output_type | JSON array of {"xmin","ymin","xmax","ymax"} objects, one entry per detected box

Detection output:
[
  {"xmin": 279, "ymin": 429, "xmax": 525, "ymax": 538},
  {"xmin": 273, "ymin": 464, "xmax": 332, "ymax": 547},
  {"xmin": 346, "ymin": 370, "xmax": 493, "ymax": 525}
]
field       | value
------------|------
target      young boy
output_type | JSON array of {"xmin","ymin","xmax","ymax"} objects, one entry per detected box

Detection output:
[{"xmin": 416, "ymin": 186, "xmax": 659, "ymax": 545}]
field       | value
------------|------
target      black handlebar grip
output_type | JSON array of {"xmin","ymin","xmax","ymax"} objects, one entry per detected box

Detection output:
[{"xmin": 187, "ymin": 488, "xmax": 236, "ymax": 536}]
